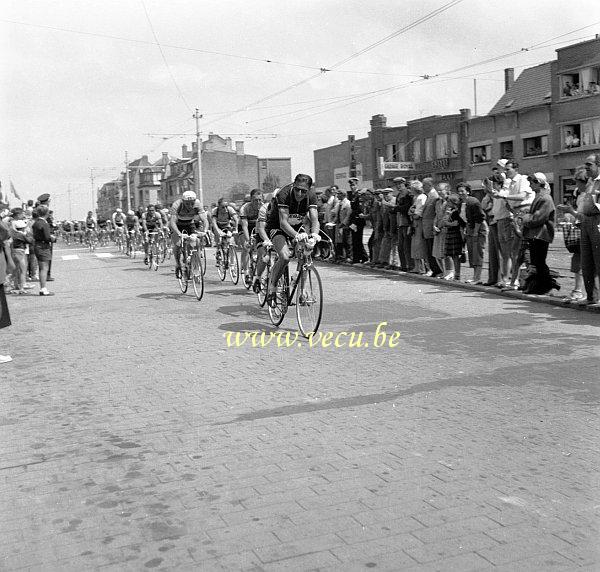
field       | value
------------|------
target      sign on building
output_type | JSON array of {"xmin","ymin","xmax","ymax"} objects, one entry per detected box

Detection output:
[{"xmin": 378, "ymin": 158, "xmax": 415, "ymax": 177}]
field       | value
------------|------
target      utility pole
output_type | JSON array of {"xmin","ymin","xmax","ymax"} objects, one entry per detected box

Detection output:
[
  {"xmin": 90, "ymin": 168, "xmax": 95, "ymax": 214},
  {"xmin": 125, "ymin": 151, "xmax": 131, "ymax": 212},
  {"xmin": 194, "ymin": 108, "xmax": 204, "ymax": 207},
  {"xmin": 67, "ymin": 184, "xmax": 72, "ymax": 220},
  {"xmin": 473, "ymin": 78, "xmax": 478, "ymax": 117}
]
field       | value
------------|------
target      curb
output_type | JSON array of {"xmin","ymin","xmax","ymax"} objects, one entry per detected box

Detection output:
[{"xmin": 324, "ymin": 261, "xmax": 600, "ymax": 315}]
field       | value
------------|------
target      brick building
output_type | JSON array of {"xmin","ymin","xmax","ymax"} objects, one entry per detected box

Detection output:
[
  {"xmin": 313, "ymin": 135, "xmax": 372, "ymax": 191},
  {"xmin": 552, "ymin": 37, "xmax": 600, "ymax": 200}
]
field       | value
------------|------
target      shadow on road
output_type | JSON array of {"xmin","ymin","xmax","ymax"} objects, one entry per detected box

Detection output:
[
  {"xmin": 215, "ymin": 303, "xmax": 265, "ymax": 318},
  {"xmin": 137, "ymin": 292, "xmax": 199, "ymax": 302},
  {"xmin": 217, "ymin": 320, "xmax": 295, "ymax": 334}
]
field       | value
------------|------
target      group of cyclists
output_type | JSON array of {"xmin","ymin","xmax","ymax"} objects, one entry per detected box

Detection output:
[{"xmin": 59, "ymin": 174, "xmax": 322, "ymax": 307}]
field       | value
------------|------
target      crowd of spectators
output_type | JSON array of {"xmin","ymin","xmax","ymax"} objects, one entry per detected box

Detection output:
[{"xmin": 317, "ymin": 153, "xmax": 600, "ymax": 306}]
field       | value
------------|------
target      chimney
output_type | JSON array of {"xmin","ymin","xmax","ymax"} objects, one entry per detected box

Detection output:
[
  {"xmin": 504, "ymin": 68, "xmax": 515, "ymax": 92},
  {"xmin": 235, "ymin": 141, "xmax": 245, "ymax": 155},
  {"xmin": 370, "ymin": 114, "xmax": 387, "ymax": 128},
  {"xmin": 182, "ymin": 144, "xmax": 188, "ymax": 157},
  {"xmin": 459, "ymin": 108, "xmax": 471, "ymax": 121}
]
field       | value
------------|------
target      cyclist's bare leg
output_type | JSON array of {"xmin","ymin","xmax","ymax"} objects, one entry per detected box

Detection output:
[{"xmin": 268, "ymin": 234, "xmax": 291, "ymax": 292}]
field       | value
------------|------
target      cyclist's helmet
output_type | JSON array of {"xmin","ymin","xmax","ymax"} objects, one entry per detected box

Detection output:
[
  {"xmin": 182, "ymin": 191, "xmax": 196, "ymax": 201},
  {"xmin": 127, "ymin": 210, "xmax": 135, "ymax": 216}
]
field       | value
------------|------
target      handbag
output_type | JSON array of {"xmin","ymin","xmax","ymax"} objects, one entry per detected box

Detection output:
[{"xmin": 562, "ymin": 223, "xmax": 581, "ymax": 253}]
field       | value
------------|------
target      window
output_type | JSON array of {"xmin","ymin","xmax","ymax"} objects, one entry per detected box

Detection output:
[
  {"xmin": 397, "ymin": 143, "xmax": 406, "ymax": 162},
  {"xmin": 470, "ymin": 144, "xmax": 491, "ymax": 164},
  {"xmin": 561, "ymin": 67, "xmax": 600, "ymax": 97},
  {"xmin": 523, "ymin": 135, "xmax": 548, "ymax": 157},
  {"xmin": 413, "ymin": 140, "xmax": 421, "ymax": 163},
  {"xmin": 562, "ymin": 119, "xmax": 600, "ymax": 149},
  {"xmin": 425, "ymin": 138, "xmax": 433, "ymax": 161},
  {"xmin": 436, "ymin": 134, "xmax": 449, "ymax": 158},
  {"xmin": 450, "ymin": 132, "xmax": 459, "ymax": 156},
  {"xmin": 500, "ymin": 140, "xmax": 514, "ymax": 158},
  {"xmin": 385, "ymin": 143, "xmax": 398, "ymax": 161}
]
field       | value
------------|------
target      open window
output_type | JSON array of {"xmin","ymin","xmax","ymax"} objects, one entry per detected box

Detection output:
[
  {"xmin": 523, "ymin": 135, "xmax": 548, "ymax": 157},
  {"xmin": 470, "ymin": 144, "xmax": 491, "ymax": 164},
  {"xmin": 499, "ymin": 140, "xmax": 513, "ymax": 158}
]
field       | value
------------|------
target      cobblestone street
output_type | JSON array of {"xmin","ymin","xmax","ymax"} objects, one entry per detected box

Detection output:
[{"xmin": 1, "ymin": 246, "xmax": 599, "ymax": 571}]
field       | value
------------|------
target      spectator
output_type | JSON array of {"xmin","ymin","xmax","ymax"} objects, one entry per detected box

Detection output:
[
  {"xmin": 589, "ymin": 81, "xmax": 600, "ymax": 95},
  {"xmin": 442, "ymin": 193, "xmax": 465, "ymax": 280},
  {"xmin": 559, "ymin": 154, "xmax": 600, "ymax": 307},
  {"xmin": 521, "ymin": 173, "xmax": 559, "ymax": 294},
  {"xmin": 9, "ymin": 217, "xmax": 33, "ymax": 295},
  {"xmin": 32, "ymin": 205, "xmax": 56, "ymax": 296},
  {"xmin": 421, "ymin": 178, "xmax": 443, "ymax": 277},
  {"xmin": 432, "ymin": 182, "xmax": 452, "ymax": 278},
  {"xmin": 36, "ymin": 194, "xmax": 55, "ymax": 282},
  {"xmin": 457, "ymin": 183, "xmax": 487, "ymax": 284},
  {"xmin": 333, "ymin": 188, "xmax": 353, "ymax": 263},
  {"xmin": 322, "ymin": 186, "xmax": 338, "ymax": 246},
  {"xmin": 563, "ymin": 81, "xmax": 572, "ymax": 96},
  {"xmin": 356, "ymin": 189, "xmax": 372, "ymax": 263},
  {"xmin": 393, "ymin": 177, "xmax": 414, "ymax": 271},
  {"xmin": 494, "ymin": 159, "xmax": 534, "ymax": 289},
  {"xmin": 481, "ymin": 174, "xmax": 504, "ymax": 286},
  {"xmin": 377, "ymin": 188, "xmax": 399, "ymax": 269},
  {"xmin": 557, "ymin": 166, "xmax": 588, "ymax": 302},
  {"xmin": 366, "ymin": 190, "xmax": 384, "ymax": 265},
  {"xmin": 0, "ymin": 218, "xmax": 15, "ymax": 362},
  {"xmin": 348, "ymin": 178, "xmax": 368, "ymax": 263},
  {"xmin": 409, "ymin": 180, "xmax": 428, "ymax": 274},
  {"xmin": 27, "ymin": 208, "xmax": 39, "ymax": 282}
]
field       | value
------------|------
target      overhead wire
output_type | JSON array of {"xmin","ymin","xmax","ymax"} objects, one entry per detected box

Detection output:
[{"xmin": 140, "ymin": 0, "xmax": 193, "ymax": 113}]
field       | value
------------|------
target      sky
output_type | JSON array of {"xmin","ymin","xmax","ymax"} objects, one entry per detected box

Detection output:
[{"xmin": 2, "ymin": 0, "xmax": 599, "ymax": 219}]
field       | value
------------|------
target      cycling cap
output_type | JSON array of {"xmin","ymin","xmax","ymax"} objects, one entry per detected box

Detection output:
[{"xmin": 182, "ymin": 191, "xmax": 197, "ymax": 200}]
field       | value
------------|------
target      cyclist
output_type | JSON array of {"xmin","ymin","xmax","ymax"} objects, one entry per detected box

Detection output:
[
  {"xmin": 112, "ymin": 208, "xmax": 126, "ymax": 243},
  {"xmin": 97, "ymin": 214, "xmax": 108, "ymax": 244},
  {"xmin": 251, "ymin": 191, "xmax": 275, "ymax": 292},
  {"xmin": 265, "ymin": 174, "xmax": 320, "ymax": 307},
  {"xmin": 125, "ymin": 209, "xmax": 140, "ymax": 252},
  {"xmin": 141, "ymin": 204, "xmax": 164, "ymax": 264},
  {"xmin": 239, "ymin": 188, "xmax": 264, "ymax": 276},
  {"xmin": 212, "ymin": 197, "xmax": 239, "ymax": 235},
  {"xmin": 170, "ymin": 190, "xmax": 209, "ymax": 275},
  {"xmin": 85, "ymin": 211, "xmax": 97, "ymax": 244}
]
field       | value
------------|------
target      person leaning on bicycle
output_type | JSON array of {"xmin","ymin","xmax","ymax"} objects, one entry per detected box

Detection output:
[
  {"xmin": 169, "ymin": 190, "xmax": 209, "ymax": 274},
  {"xmin": 141, "ymin": 204, "xmax": 164, "ymax": 264},
  {"xmin": 265, "ymin": 174, "xmax": 320, "ymax": 307}
]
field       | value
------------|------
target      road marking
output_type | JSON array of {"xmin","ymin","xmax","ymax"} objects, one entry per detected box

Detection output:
[
  {"xmin": 94, "ymin": 253, "xmax": 114, "ymax": 258},
  {"xmin": 61, "ymin": 255, "xmax": 80, "ymax": 260}
]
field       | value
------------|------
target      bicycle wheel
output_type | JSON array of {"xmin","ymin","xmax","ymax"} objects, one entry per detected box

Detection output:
[
  {"xmin": 151, "ymin": 242, "xmax": 160, "ymax": 271},
  {"xmin": 295, "ymin": 266, "xmax": 323, "ymax": 338},
  {"xmin": 199, "ymin": 245, "xmax": 207, "ymax": 276},
  {"xmin": 190, "ymin": 253, "xmax": 204, "ymax": 301},
  {"xmin": 257, "ymin": 254, "xmax": 271, "ymax": 307},
  {"xmin": 177, "ymin": 263, "xmax": 188, "ymax": 293},
  {"xmin": 228, "ymin": 245, "xmax": 240, "ymax": 285},
  {"xmin": 216, "ymin": 247, "xmax": 226, "ymax": 281},
  {"xmin": 268, "ymin": 270, "xmax": 289, "ymax": 326},
  {"xmin": 243, "ymin": 251, "xmax": 256, "ymax": 290}
]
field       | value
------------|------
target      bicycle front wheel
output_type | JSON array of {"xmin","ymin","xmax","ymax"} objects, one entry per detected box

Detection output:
[
  {"xmin": 295, "ymin": 266, "xmax": 323, "ymax": 338},
  {"xmin": 268, "ymin": 270, "xmax": 288, "ymax": 326},
  {"xmin": 190, "ymin": 253, "xmax": 204, "ymax": 300},
  {"xmin": 199, "ymin": 245, "xmax": 207, "ymax": 276},
  {"xmin": 216, "ymin": 248, "xmax": 226, "ymax": 281},
  {"xmin": 228, "ymin": 246, "xmax": 240, "ymax": 285},
  {"xmin": 151, "ymin": 242, "xmax": 160, "ymax": 271},
  {"xmin": 257, "ymin": 255, "xmax": 271, "ymax": 307}
]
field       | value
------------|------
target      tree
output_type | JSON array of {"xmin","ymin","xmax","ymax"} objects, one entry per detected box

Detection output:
[{"xmin": 262, "ymin": 172, "xmax": 281, "ymax": 193}]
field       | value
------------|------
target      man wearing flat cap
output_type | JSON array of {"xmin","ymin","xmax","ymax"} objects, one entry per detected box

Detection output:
[{"xmin": 393, "ymin": 178, "xmax": 414, "ymax": 271}]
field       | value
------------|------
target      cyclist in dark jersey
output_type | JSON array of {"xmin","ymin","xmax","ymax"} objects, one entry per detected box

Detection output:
[
  {"xmin": 240, "ymin": 188, "xmax": 264, "ymax": 275},
  {"xmin": 265, "ymin": 174, "xmax": 320, "ymax": 306},
  {"xmin": 141, "ymin": 204, "xmax": 164, "ymax": 264}
]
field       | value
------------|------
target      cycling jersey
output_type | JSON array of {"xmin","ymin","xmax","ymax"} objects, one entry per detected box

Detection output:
[
  {"xmin": 265, "ymin": 183, "xmax": 318, "ymax": 233},
  {"xmin": 143, "ymin": 212, "xmax": 161, "ymax": 230},
  {"xmin": 240, "ymin": 201, "xmax": 262, "ymax": 231},
  {"xmin": 171, "ymin": 198, "xmax": 202, "ymax": 222},
  {"xmin": 97, "ymin": 218, "xmax": 107, "ymax": 229},
  {"xmin": 85, "ymin": 218, "xmax": 96, "ymax": 229},
  {"xmin": 125, "ymin": 214, "xmax": 137, "ymax": 230},
  {"xmin": 212, "ymin": 204, "xmax": 237, "ymax": 229},
  {"xmin": 113, "ymin": 213, "xmax": 125, "ymax": 227}
]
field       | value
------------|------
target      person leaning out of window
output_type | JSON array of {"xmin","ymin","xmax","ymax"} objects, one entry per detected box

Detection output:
[
  {"xmin": 519, "ymin": 172, "xmax": 559, "ymax": 295},
  {"xmin": 32, "ymin": 205, "xmax": 56, "ymax": 296}
]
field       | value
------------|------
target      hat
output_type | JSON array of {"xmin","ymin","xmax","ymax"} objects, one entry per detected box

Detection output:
[
  {"xmin": 37, "ymin": 193, "xmax": 50, "ymax": 203},
  {"xmin": 373, "ymin": 189, "xmax": 384, "ymax": 195},
  {"xmin": 497, "ymin": 159, "xmax": 508, "ymax": 169},
  {"xmin": 293, "ymin": 173, "xmax": 312, "ymax": 191},
  {"xmin": 381, "ymin": 187, "xmax": 393, "ymax": 194},
  {"xmin": 14, "ymin": 220, "xmax": 27, "ymax": 230},
  {"xmin": 528, "ymin": 172, "xmax": 548, "ymax": 186},
  {"xmin": 392, "ymin": 177, "xmax": 406, "ymax": 184},
  {"xmin": 348, "ymin": 177, "xmax": 359, "ymax": 183}
]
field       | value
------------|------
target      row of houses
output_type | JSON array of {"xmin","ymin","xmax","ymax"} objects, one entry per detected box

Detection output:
[
  {"xmin": 314, "ymin": 37, "xmax": 600, "ymax": 202},
  {"xmin": 97, "ymin": 135, "xmax": 291, "ymax": 217}
]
